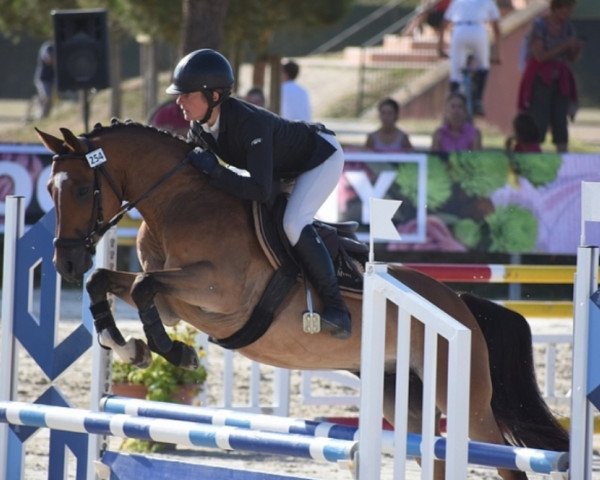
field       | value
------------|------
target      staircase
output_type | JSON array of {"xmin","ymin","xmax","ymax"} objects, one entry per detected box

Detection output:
[{"xmin": 332, "ymin": 0, "xmax": 548, "ymax": 133}]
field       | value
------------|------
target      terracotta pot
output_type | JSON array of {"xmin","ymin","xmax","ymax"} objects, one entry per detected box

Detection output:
[{"xmin": 111, "ymin": 383, "xmax": 148, "ymax": 399}]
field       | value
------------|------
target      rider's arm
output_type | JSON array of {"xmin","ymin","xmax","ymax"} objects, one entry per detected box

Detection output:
[{"xmin": 206, "ymin": 121, "xmax": 274, "ymax": 203}]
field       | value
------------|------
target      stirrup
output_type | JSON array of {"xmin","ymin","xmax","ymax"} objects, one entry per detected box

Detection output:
[{"xmin": 302, "ymin": 287, "xmax": 321, "ymax": 334}]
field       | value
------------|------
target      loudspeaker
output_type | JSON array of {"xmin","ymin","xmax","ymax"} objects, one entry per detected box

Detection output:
[{"xmin": 52, "ymin": 9, "xmax": 109, "ymax": 91}]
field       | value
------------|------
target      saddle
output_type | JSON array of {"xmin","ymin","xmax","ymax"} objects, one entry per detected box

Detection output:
[
  {"xmin": 254, "ymin": 194, "xmax": 367, "ymax": 295},
  {"xmin": 209, "ymin": 194, "xmax": 367, "ymax": 350}
]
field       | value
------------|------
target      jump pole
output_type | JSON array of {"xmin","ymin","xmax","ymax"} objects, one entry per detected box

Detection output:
[
  {"xmin": 102, "ymin": 396, "xmax": 569, "ymax": 475},
  {"xmin": 0, "ymin": 401, "xmax": 357, "ymax": 464}
]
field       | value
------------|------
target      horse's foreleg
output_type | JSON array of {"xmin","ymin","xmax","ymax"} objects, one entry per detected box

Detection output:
[
  {"xmin": 86, "ymin": 268, "xmax": 153, "ymax": 367},
  {"xmin": 129, "ymin": 270, "xmax": 200, "ymax": 370}
]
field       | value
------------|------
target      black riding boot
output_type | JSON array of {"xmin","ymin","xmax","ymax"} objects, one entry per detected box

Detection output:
[
  {"xmin": 293, "ymin": 225, "xmax": 351, "ymax": 339},
  {"xmin": 472, "ymin": 70, "xmax": 489, "ymax": 116}
]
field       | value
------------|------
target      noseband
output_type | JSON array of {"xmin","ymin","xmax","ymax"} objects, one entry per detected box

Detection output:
[{"xmin": 53, "ymin": 136, "xmax": 190, "ymax": 255}]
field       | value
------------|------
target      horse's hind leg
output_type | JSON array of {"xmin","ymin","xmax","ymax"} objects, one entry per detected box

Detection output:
[
  {"xmin": 86, "ymin": 268, "xmax": 153, "ymax": 367},
  {"xmin": 383, "ymin": 371, "xmax": 446, "ymax": 478}
]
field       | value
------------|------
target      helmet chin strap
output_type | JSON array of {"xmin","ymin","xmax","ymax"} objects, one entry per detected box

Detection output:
[{"xmin": 199, "ymin": 90, "xmax": 228, "ymax": 125}]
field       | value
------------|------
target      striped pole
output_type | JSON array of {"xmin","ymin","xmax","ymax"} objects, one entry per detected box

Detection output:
[
  {"xmin": 101, "ymin": 397, "xmax": 568, "ymax": 475},
  {"xmin": 405, "ymin": 263, "xmax": 579, "ymax": 284},
  {"xmin": 0, "ymin": 401, "xmax": 356, "ymax": 463}
]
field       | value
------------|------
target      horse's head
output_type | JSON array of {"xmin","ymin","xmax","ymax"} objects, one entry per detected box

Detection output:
[
  {"xmin": 36, "ymin": 126, "xmax": 121, "ymax": 281},
  {"xmin": 37, "ymin": 121, "xmax": 194, "ymax": 282}
]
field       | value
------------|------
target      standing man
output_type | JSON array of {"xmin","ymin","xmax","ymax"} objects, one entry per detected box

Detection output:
[
  {"xmin": 437, "ymin": 0, "xmax": 501, "ymax": 116},
  {"xmin": 33, "ymin": 40, "xmax": 55, "ymax": 119},
  {"xmin": 280, "ymin": 59, "xmax": 312, "ymax": 122}
]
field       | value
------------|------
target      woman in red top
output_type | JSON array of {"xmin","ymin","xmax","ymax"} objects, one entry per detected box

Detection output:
[{"xmin": 517, "ymin": 0, "xmax": 584, "ymax": 152}]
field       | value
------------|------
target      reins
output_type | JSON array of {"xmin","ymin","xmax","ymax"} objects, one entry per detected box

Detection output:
[{"xmin": 53, "ymin": 135, "xmax": 191, "ymax": 254}]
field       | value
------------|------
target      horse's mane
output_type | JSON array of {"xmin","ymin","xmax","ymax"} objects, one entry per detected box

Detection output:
[{"xmin": 87, "ymin": 118, "xmax": 192, "ymax": 145}]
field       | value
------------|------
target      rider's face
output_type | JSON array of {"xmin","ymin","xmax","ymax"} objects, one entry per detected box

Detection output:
[{"xmin": 176, "ymin": 92, "xmax": 208, "ymax": 122}]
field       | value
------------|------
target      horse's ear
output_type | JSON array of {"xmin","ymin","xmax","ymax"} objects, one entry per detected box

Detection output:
[
  {"xmin": 59, "ymin": 128, "xmax": 86, "ymax": 153},
  {"xmin": 35, "ymin": 127, "xmax": 66, "ymax": 154}
]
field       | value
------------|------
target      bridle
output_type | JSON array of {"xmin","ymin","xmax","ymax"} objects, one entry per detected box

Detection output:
[{"xmin": 52, "ymin": 136, "xmax": 190, "ymax": 254}]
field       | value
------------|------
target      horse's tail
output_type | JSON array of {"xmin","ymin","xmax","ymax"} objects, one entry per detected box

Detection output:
[{"xmin": 459, "ymin": 292, "xmax": 570, "ymax": 452}]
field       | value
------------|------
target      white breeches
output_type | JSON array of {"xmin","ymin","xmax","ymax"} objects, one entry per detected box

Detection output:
[
  {"xmin": 449, "ymin": 24, "xmax": 490, "ymax": 82},
  {"xmin": 283, "ymin": 132, "xmax": 344, "ymax": 246}
]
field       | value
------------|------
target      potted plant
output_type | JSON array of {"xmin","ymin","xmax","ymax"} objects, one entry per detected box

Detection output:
[
  {"xmin": 111, "ymin": 325, "xmax": 207, "ymax": 404},
  {"xmin": 111, "ymin": 325, "xmax": 207, "ymax": 453}
]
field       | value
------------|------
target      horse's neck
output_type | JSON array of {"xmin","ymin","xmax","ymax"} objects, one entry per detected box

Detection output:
[{"xmin": 115, "ymin": 137, "xmax": 196, "ymax": 223}]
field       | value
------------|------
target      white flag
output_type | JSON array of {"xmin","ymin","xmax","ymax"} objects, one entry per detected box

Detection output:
[
  {"xmin": 369, "ymin": 198, "xmax": 402, "ymax": 241},
  {"xmin": 582, "ymin": 182, "xmax": 600, "ymax": 222}
]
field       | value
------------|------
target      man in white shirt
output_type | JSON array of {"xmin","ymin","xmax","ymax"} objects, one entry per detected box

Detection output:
[
  {"xmin": 281, "ymin": 60, "xmax": 312, "ymax": 122},
  {"xmin": 437, "ymin": 0, "xmax": 501, "ymax": 116}
]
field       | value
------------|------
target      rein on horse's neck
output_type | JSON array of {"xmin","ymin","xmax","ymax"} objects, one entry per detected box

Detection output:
[{"xmin": 82, "ymin": 126, "xmax": 193, "ymax": 240}]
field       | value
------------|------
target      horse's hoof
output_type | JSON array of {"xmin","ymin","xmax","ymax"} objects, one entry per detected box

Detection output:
[
  {"xmin": 179, "ymin": 343, "xmax": 200, "ymax": 370},
  {"xmin": 132, "ymin": 338, "xmax": 152, "ymax": 368}
]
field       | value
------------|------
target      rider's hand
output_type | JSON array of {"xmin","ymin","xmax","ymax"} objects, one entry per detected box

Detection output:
[{"xmin": 187, "ymin": 147, "xmax": 218, "ymax": 174}]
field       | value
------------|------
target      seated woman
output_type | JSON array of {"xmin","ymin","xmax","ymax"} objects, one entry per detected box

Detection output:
[
  {"xmin": 431, "ymin": 92, "xmax": 482, "ymax": 152},
  {"xmin": 365, "ymin": 97, "xmax": 414, "ymax": 152}
]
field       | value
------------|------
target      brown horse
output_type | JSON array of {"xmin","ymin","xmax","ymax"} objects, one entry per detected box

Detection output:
[{"xmin": 37, "ymin": 121, "xmax": 568, "ymax": 479}]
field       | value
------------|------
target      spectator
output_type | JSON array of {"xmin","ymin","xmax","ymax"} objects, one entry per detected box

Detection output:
[
  {"xmin": 148, "ymin": 99, "xmax": 190, "ymax": 137},
  {"xmin": 244, "ymin": 87, "xmax": 266, "ymax": 108},
  {"xmin": 437, "ymin": 0, "xmax": 501, "ymax": 116},
  {"xmin": 281, "ymin": 59, "xmax": 312, "ymax": 121},
  {"xmin": 33, "ymin": 40, "xmax": 55, "ymax": 119},
  {"xmin": 405, "ymin": 0, "xmax": 451, "ymax": 37},
  {"xmin": 505, "ymin": 112, "xmax": 542, "ymax": 152},
  {"xmin": 431, "ymin": 92, "xmax": 482, "ymax": 152},
  {"xmin": 365, "ymin": 97, "xmax": 413, "ymax": 152},
  {"xmin": 517, "ymin": 0, "xmax": 583, "ymax": 153}
]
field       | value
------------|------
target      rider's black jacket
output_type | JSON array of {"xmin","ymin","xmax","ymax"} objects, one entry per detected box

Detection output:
[{"xmin": 188, "ymin": 96, "xmax": 335, "ymax": 203}]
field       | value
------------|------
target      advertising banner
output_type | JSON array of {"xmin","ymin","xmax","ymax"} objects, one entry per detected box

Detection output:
[{"xmin": 2, "ymin": 144, "xmax": 599, "ymax": 255}]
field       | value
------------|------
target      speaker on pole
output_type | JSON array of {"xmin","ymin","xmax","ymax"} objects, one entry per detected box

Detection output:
[{"xmin": 52, "ymin": 9, "xmax": 109, "ymax": 92}]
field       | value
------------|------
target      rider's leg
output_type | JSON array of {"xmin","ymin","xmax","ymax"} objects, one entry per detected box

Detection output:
[
  {"xmin": 284, "ymin": 132, "xmax": 351, "ymax": 339},
  {"xmin": 448, "ymin": 25, "xmax": 469, "ymax": 92}
]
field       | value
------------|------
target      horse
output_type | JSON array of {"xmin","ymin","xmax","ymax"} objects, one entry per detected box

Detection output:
[{"xmin": 37, "ymin": 120, "xmax": 568, "ymax": 479}]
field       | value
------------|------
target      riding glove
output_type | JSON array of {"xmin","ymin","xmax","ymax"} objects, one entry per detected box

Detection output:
[{"xmin": 187, "ymin": 147, "xmax": 218, "ymax": 174}]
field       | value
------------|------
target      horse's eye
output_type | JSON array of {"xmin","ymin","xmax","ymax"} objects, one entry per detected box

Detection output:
[{"xmin": 76, "ymin": 185, "xmax": 92, "ymax": 199}]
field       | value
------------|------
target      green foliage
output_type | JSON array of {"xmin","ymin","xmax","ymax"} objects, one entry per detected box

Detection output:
[
  {"xmin": 395, "ymin": 155, "xmax": 452, "ymax": 210},
  {"xmin": 0, "ymin": 0, "xmax": 77, "ymax": 40},
  {"xmin": 510, "ymin": 153, "xmax": 562, "ymax": 187},
  {"xmin": 224, "ymin": 0, "xmax": 354, "ymax": 57},
  {"xmin": 448, "ymin": 151, "xmax": 509, "ymax": 197},
  {"xmin": 485, "ymin": 205, "xmax": 538, "ymax": 253},
  {"xmin": 110, "ymin": 0, "xmax": 182, "ymax": 44},
  {"xmin": 453, "ymin": 218, "xmax": 481, "ymax": 249}
]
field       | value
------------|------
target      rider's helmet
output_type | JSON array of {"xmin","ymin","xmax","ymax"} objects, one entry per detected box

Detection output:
[{"xmin": 166, "ymin": 49, "xmax": 234, "ymax": 98}]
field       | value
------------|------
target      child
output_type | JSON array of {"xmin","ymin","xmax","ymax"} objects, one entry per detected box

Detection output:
[{"xmin": 505, "ymin": 112, "xmax": 542, "ymax": 152}]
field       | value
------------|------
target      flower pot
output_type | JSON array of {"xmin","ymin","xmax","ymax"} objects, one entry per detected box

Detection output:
[{"xmin": 112, "ymin": 383, "xmax": 148, "ymax": 399}]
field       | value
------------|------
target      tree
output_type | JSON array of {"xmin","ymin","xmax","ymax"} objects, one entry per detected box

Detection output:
[
  {"xmin": 223, "ymin": 0, "xmax": 353, "ymax": 102},
  {"xmin": 179, "ymin": 0, "xmax": 229, "ymax": 55}
]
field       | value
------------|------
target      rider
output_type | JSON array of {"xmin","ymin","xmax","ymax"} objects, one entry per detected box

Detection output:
[
  {"xmin": 437, "ymin": 0, "xmax": 501, "ymax": 116},
  {"xmin": 165, "ymin": 48, "xmax": 351, "ymax": 339}
]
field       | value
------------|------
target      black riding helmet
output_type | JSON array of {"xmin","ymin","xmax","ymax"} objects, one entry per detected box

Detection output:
[{"xmin": 166, "ymin": 49, "xmax": 234, "ymax": 123}]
